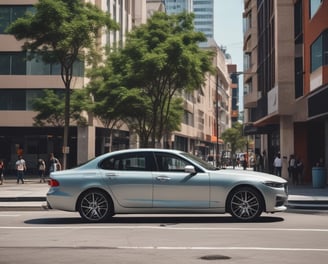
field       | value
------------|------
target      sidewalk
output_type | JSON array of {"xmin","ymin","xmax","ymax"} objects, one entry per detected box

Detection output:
[
  {"xmin": 0, "ymin": 177, "xmax": 49, "ymax": 211},
  {"xmin": 0, "ymin": 176, "xmax": 328, "ymax": 211}
]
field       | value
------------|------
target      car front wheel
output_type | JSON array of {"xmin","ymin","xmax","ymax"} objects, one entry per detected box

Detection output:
[
  {"xmin": 78, "ymin": 190, "xmax": 113, "ymax": 223},
  {"xmin": 227, "ymin": 187, "xmax": 263, "ymax": 221}
]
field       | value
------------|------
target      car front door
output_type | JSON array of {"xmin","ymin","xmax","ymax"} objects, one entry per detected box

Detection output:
[
  {"xmin": 100, "ymin": 152, "xmax": 153, "ymax": 208},
  {"xmin": 152, "ymin": 152, "xmax": 210, "ymax": 208}
]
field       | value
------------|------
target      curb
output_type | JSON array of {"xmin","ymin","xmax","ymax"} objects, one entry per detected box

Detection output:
[
  {"xmin": 1, "ymin": 200, "xmax": 328, "ymax": 212},
  {"xmin": 0, "ymin": 202, "xmax": 49, "ymax": 211},
  {"xmin": 287, "ymin": 200, "xmax": 328, "ymax": 210},
  {"xmin": 0, "ymin": 197, "xmax": 46, "ymax": 202}
]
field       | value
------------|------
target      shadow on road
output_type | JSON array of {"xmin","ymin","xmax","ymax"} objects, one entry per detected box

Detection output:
[{"xmin": 25, "ymin": 215, "xmax": 284, "ymax": 225}]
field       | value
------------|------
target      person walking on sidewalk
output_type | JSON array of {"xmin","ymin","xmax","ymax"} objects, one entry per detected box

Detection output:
[
  {"xmin": 15, "ymin": 155, "xmax": 27, "ymax": 184},
  {"xmin": 0, "ymin": 160, "xmax": 4, "ymax": 185},
  {"xmin": 38, "ymin": 158, "xmax": 46, "ymax": 183},
  {"xmin": 49, "ymin": 153, "xmax": 61, "ymax": 174},
  {"xmin": 273, "ymin": 153, "xmax": 282, "ymax": 177}
]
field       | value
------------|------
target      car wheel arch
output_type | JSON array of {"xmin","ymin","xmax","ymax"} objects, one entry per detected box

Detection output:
[
  {"xmin": 225, "ymin": 184, "xmax": 266, "ymax": 214},
  {"xmin": 75, "ymin": 187, "xmax": 114, "ymax": 213}
]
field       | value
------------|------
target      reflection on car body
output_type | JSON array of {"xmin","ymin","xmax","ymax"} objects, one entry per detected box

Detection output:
[{"xmin": 47, "ymin": 149, "xmax": 288, "ymax": 223}]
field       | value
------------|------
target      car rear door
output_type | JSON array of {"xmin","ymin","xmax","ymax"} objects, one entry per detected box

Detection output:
[
  {"xmin": 100, "ymin": 152, "xmax": 153, "ymax": 208},
  {"xmin": 152, "ymin": 152, "xmax": 210, "ymax": 208}
]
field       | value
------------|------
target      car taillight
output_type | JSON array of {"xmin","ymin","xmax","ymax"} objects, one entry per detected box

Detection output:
[{"xmin": 49, "ymin": 179, "xmax": 60, "ymax": 187}]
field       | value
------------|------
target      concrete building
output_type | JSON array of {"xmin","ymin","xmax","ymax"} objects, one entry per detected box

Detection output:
[
  {"xmin": 164, "ymin": 0, "xmax": 213, "ymax": 38},
  {"xmin": 0, "ymin": 0, "xmax": 231, "ymax": 171},
  {"xmin": 164, "ymin": 0, "xmax": 231, "ymax": 160},
  {"xmin": 0, "ymin": 0, "xmax": 145, "ymax": 171},
  {"xmin": 171, "ymin": 39, "xmax": 231, "ymax": 160},
  {"xmin": 243, "ymin": 0, "xmax": 328, "ymax": 182}
]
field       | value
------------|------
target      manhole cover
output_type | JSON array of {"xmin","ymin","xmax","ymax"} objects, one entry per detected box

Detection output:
[{"xmin": 200, "ymin": 255, "xmax": 231, "ymax": 260}]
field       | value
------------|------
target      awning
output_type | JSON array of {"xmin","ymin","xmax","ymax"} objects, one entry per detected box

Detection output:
[
  {"xmin": 243, "ymin": 123, "xmax": 278, "ymax": 135},
  {"xmin": 211, "ymin": 135, "xmax": 224, "ymax": 144}
]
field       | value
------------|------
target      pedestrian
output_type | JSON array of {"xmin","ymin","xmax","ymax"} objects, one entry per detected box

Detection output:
[
  {"xmin": 0, "ymin": 160, "xmax": 4, "ymax": 185},
  {"xmin": 250, "ymin": 154, "xmax": 256, "ymax": 171},
  {"xmin": 38, "ymin": 158, "xmax": 46, "ymax": 183},
  {"xmin": 15, "ymin": 155, "xmax": 27, "ymax": 184},
  {"xmin": 255, "ymin": 151, "xmax": 262, "ymax": 171},
  {"xmin": 49, "ymin": 153, "xmax": 61, "ymax": 173},
  {"xmin": 273, "ymin": 153, "xmax": 282, "ymax": 177},
  {"xmin": 288, "ymin": 154, "xmax": 297, "ymax": 184}
]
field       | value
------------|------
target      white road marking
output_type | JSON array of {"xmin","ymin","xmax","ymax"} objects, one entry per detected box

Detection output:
[
  {"xmin": 116, "ymin": 246, "xmax": 328, "ymax": 252},
  {"xmin": 0, "ymin": 226, "xmax": 327, "ymax": 232},
  {"xmin": 0, "ymin": 214, "xmax": 20, "ymax": 217}
]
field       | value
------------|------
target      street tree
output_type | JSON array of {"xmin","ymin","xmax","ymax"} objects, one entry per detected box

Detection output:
[
  {"xmin": 86, "ymin": 61, "xmax": 141, "ymax": 152},
  {"xmin": 93, "ymin": 12, "xmax": 214, "ymax": 147},
  {"xmin": 32, "ymin": 89, "xmax": 90, "ymax": 127},
  {"xmin": 6, "ymin": 0, "xmax": 118, "ymax": 168},
  {"xmin": 221, "ymin": 122, "xmax": 247, "ymax": 160}
]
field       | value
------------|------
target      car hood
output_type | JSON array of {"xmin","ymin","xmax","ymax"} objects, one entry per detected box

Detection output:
[{"xmin": 212, "ymin": 169, "xmax": 288, "ymax": 183}]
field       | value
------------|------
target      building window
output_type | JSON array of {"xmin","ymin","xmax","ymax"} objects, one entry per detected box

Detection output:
[
  {"xmin": 0, "ymin": 52, "xmax": 84, "ymax": 76},
  {"xmin": 183, "ymin": 110, "xmax": 194, "ymax": 126},
  {"xmin": 0, "ymin": 90, "xmax": 26, "ymax": 110},
  {"xmin": 244, "ymin": 80, "xmax": 253, "ymax": 95},
  {"xmin": 0, "ymin": 89, "xmax": 65, "ymax": 111},
  {"xmin": 294, "ymin": 57, "xmax": 303, "ymax": 98},
  {"xmin": 294, "ymin": 0, "xmax": 302, "ymax": 43},
  {"xmin": 0, "ymin": 5, "xmax": 34, "ymax": 34},
  {"xmin": 0, "ymin": 52, "xmax": 26, "ymax": 75},
  {"xmin": 309, "ymin": 0, "xmax": 323, "ymax": 19},
  {"xmin": 311, "ymin": 30, "xmax": 328, "ymax": 72},
  {"xmin": 244, "ymin": 53, "xmax": 252, "ymax": 71},
  {"xmin": 243, "ymin": 12, "xmax": 252, "ymax": 34}
]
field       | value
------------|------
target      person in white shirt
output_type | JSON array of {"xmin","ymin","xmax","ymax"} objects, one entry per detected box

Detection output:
[
  {"xmin": 15, "ymin": 155, "xmax": 27, "ymax": 184},
  {"xmin": 273, "ymin": 153, "xmax": 282, "ymax": 177}
]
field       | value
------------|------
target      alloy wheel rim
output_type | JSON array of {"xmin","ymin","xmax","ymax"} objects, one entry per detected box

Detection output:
[
  {"xmin": 81, "ymin": 192, "xmax": 109, "ymax": 221},
  {"xmin": 231, "ymin": 190, "xmax": 260, "ymax": 220}
]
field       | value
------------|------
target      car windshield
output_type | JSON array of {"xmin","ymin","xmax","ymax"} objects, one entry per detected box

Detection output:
[{"xmin": 181, "ymin": 152, "xmax": 218, "ymax": 170}]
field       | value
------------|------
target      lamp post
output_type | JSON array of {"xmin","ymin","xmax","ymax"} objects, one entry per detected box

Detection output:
[{"xmin": 216, "ymin": 74, "xmax": 220, "ymax": 168}]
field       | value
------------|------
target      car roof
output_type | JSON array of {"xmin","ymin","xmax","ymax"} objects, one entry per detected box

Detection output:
[
  {"xmin": 77, "ymin": 149, "xmax": 188, "ymax": 170},
  {"xmin": 107, "ymin": 148, "xmax": 184, "ymax": 155}
]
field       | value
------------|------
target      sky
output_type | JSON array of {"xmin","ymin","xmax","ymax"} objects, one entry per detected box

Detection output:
[{"xmin": 213, "ymin": 0, "xmax": 244, "ymax": 109}]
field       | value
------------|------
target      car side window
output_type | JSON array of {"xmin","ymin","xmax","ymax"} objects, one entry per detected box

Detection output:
[
  {"xmin": 155, "ymin": 153, "xmax": 190, "ymax": 172},
  {"xmin": 100, "ymin": 153, "xmax": 150, "ymax": 171}
]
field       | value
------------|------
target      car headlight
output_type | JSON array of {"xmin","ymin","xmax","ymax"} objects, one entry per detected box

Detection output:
[{"xmin": 263, "ymin": 181, "xmax": 286, "ymax": 188}]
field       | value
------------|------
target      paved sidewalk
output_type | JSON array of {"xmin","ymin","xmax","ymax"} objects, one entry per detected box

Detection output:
[
  {"xmin": 0, "ymin": 176, "xmax": 328, "ymax": 211},
  {"xmin": 0, "ymin": 178, "xmax": 49, "ymax": 211}
]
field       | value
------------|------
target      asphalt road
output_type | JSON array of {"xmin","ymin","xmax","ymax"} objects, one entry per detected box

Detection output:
[{"xmin": 0, "ymin": 210, "xmax": 328, "ymax": 264}]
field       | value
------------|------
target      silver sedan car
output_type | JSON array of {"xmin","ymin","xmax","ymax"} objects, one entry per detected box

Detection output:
[{"xmin": 47, "ymin": 149, "xmax": 288, "ymax": 222}]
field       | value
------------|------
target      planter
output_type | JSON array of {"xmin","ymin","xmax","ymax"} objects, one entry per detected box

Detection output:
[{"xmin": 312, "ymin": 167, "xmax": 326, "ymax": 188}]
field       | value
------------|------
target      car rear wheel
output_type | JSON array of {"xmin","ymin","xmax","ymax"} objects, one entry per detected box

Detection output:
[
  {"xmin": 227, "ymin": 187, "xmax": 263, "ymax": 221},
  {"xmin": 78, "ymin": 190, "xmax": 113, "ymax": 223}
]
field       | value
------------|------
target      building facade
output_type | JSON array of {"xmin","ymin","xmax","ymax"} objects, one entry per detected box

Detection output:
[
  {"xmin": 0, "ymin": 0, "xmax": 232, "ymax": 172},
  {"xmin": 243, "ymin": 0, "xmax": 328, "ymax": 182},
  {"xmin": 164, "ymin": 0, "xmax": 231, "ymax": 160},
  {"xmin": 172, "ymin": 39, "xmax": 231, "ymax": 161},
  {"xmin": 164, "ymin": 0, "xmax": 214, "ymax": 38},
  {"xmin": 0, "ymin": 0, "xmax": 144, "ymax": 172}
]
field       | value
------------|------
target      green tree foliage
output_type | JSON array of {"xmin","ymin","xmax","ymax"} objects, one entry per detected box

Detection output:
[
  {"xmin": 221, "ymin": 122, "xmax": 247, "ymax": 158},
  {"xmin": 32, "ymin": 89, "xmax": 90, "ymax": 127},
  {"xmin": 88, "ymin": 12, "xmax": 213, "ymax": 147},
  {"xmin": 6, "ymin": 0, "xmax": 117, "ymax": 168},
  {"xmin": 87, "ymin": 61, "xmax": 143, "ymax": 151}
]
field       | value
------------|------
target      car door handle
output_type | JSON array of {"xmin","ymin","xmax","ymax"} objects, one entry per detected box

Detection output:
[
  {"xmin": 156, "ymin": 176, "xmax": 171, "ymax": 181},
  {"xmin": 106, "ymin": 173, "xmax": 117, "ymax": 177}
]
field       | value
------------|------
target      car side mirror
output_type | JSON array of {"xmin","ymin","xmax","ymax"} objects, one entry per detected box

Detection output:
[{"xmin": 185, "ymin": 165, "xmax": 196, "ymax": 174}]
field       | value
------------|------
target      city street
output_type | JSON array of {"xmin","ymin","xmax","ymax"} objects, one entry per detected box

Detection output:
[{"xmin": 0, "ymin": 210, "xmax": 327, "ymax": 264}]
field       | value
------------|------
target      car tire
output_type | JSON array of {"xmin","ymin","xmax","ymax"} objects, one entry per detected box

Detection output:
[
  {"xmin": 77, "ymin": 189, "xmax": 113, "ymax": 223},
  {"xmin": 227, "ymin": 186, "xmax": 263, "ymax": 221}
]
